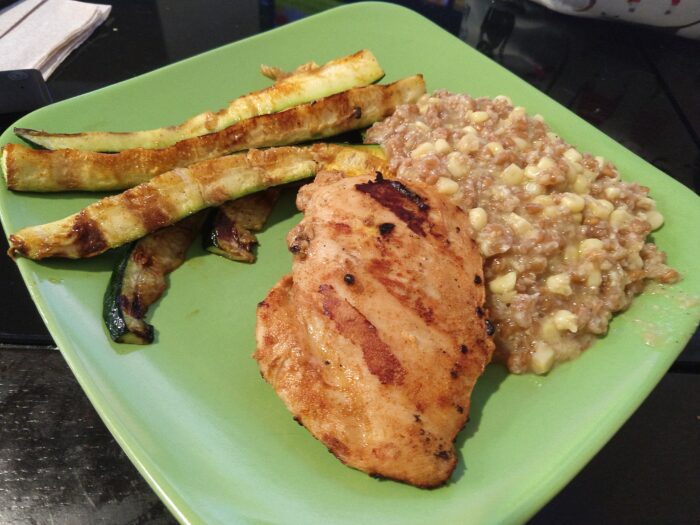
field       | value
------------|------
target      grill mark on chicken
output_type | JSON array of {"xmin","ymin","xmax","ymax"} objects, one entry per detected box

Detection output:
[
  {"xmin": 355, "ymin": 173, "xmax": 429, "ymax": 236},
  {"xmin": 367, "ymin": 258, "xmax": 435, "ymax": 324},
  {"xmin": 319, "ymin": 284, "xmax": 406, "ymax": 385}
]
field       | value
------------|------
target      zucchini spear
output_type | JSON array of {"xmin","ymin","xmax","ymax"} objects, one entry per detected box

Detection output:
[
  {"xmin": 3, "ymin": 75, "xmax": 424, "ymax": 192},
  {"xmin": 8, "ymin": 144, "xmax": 387, "ymax": 260},
  {"xmin": 15, "ymin": 50, "xmax": 384, "ymax": 152},
  {"xmin": 103, "ymin": 211, "xmax": 208, "ymax": 344},
  {"xmin": 203, "ymin": 189, "xmax": 279, "ymax": 263}
]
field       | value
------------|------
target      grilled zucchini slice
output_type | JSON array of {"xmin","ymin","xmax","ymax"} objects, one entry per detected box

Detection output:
[
  {"xmin": 16, "ymin": 50, "xmax": 384, "ymax": 152},
  {"xmin": 8, "ymin": 144, "xmax": 387, "ymax": 260},
  {"xmin": 3, "ymin": 75, "xmax": 423, "ymax": 192},
  {"xmin": 103, "ymin": 212, "xmax": 207, "ymax": 344},
  {"xmin": 204, "ymin": 189, "xmax": 279, "ymax": 263}
]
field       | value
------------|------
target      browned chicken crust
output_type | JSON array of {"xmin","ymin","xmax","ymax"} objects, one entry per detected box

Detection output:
[{"xmin": 255, "ymin": 171, "xmax": 494, "ymax": 488}]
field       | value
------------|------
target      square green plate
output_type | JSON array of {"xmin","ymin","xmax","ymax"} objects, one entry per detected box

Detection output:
[{"xmin": 1, "ymin": 3, "xmax": 699, "ymax": 524}]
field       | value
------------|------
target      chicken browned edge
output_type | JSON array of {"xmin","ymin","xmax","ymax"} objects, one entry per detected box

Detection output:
[{"xmin": 255, "ymin": 170, "xmax": 495, "ymax": 488}]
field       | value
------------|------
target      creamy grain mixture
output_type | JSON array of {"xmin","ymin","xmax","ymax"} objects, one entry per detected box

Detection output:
[{"xmin": 365, "ymin": 92, "xmax": 680, "ymax": 374}]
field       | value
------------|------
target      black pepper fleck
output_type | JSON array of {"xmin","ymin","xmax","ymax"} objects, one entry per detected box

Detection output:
[
  {"xmin": 378, "ymin": 222, "xmax": 395, "ymax": 236},
  {"xmin": 474, "ymin": 275, "xmax": 482, "ymax": 285},
  {"xmin": 476, "ymin": 306, "xmax": 484, "ymax": 318},
  {"xmin": 343, "ymin": 273, "xmax": 355, "ymax": 285},
  {"xmin": 352, "ymin": 106, "xmax": 362, "ymax": 119},
  {"xmin": 485, "ymin": 319, "xmax": 495, "ymax": 336},
  {"xmin": 456, "ymin": 405, "xmax": 464, "ymax": 414},
  {"xmin": 434, "ymin": 450, "xmax": 450, "ymax": 460},
  {"xmin": 460, "ymin": 344, "xmax": 468, "ymax": 354},
  {"xmin": 414, "ymin": 414, "xmax": 421, "ymax": 423}
]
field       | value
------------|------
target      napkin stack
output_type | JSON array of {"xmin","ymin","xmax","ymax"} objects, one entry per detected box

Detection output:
[{"xmin": 0, "ymin": 0, "xmax": 111, "ymax": 79}]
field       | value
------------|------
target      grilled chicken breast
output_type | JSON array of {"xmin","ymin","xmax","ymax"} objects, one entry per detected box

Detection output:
[{"xmin": 255, "ymin": 171, "xmax": 494, "ymax": 488}]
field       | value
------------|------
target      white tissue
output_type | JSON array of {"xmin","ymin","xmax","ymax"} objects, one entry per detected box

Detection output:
[{"xmin": 0, "ymin": 0, "xmax": 111, "ymax": 79}]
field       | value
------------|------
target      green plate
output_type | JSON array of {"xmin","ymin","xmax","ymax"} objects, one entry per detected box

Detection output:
[{"xmin": 1, "ymin": 3, "xmax": 699, "ymax": 524}]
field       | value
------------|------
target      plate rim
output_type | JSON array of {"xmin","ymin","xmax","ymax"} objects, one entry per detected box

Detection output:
[{"xmin": 1, "ymin": 3, "xmax": 699, "ymax": 524}]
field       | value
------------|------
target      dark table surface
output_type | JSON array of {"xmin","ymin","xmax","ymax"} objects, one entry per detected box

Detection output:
[{"xmin": 1, "ymin": 1, "xmax": 698, "ymax": 523}]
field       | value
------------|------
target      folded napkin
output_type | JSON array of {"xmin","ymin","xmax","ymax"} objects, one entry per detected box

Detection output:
[{"xmin": 0, "ymin": 0, "xmax": 111, "ymax": 79}]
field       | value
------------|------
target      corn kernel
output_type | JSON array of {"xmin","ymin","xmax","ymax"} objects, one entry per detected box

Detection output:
[
  {"xmin": 609, "ymin": 207, "xmax": 633, "ymax": 229},
  {"xmin": 586, "ymin": 198, "xmax": 614, "ymax": 220},
  {"xmin": 579, "ymin": 238, "xmax": 604, "ymax": 256},
  {"xmin": 411, "ymin": 142, "xmax": 434, "ymax": 158},
  {"xmin": 646, "ymin": 210, "xmax": 664, "ymax": 231},
  {"xmin": 501, "ymin": 163, "xmax": 524, "ymax": 185},
  {"xmin": 412, "ymin": 121, "xmax": 431, "ymax": 132},
  {"xmin": 573, "ymin": 174, "xmax": 590, "ymax": 194},
  {"xmin": 470, "ymin": 111, "xmax": 490, "ymax": 124},
  {"xmin": 604, "ymin": 187, "xmax": 621, "ymax": 200},
  {"xmin": 546, "ymin": 132, "xmax": 560, "ymax": 142},
  {"xmin": 434, "ymin": 138, "xmax": 451, "ymax": 155},
  {"xmin": 636, "ymin": 197, "xmax": 656, "ymax": 210},
  {"xmin": 561, "ymin": 193, "xmax": 585, "ymax": 213},
  {"xmin": 564, "ymin": 148, "xmax": 583, "ymax": 163},
  {"xmin": 627, "ymin": 253, "xmax": 644, "ymax": 270},
  {"xmin": 489, "ymin": 271, "xmax": 517, "ymax": 294},
  {"xmin": 510, "ymin": 106, "xmax": 526, "ymax": 120},
  {"xmin": 457, "ymin": 134, "xmax": 480, "ymax": 153},
  {"xmin": 540, "ymin": 319, "xmax": 561, "ymax": 344},
  {"xmin": 595, "ymin": 156, "xmax": 606, "ymax": 170},
  {"xmin": 531, "ymin": 342, "xmax": 555, "ymax": 375},
  {"xmin": 587, "ymin": 269, "xmax": 602, "ymax": 288},
  {"xmin": 565, "ymin": 160, "xmax": 584, "ymax": 178},
  {"xmin": 564, "ymin": 245, "xmax": 579, "ymax": 263},
  {"xmin": 543, "ymin": 205, "xmax": 559, "ymax": 218},
  {"xmin": 524, "ymin": 165, "xmax": 540, "ymax": 180},
  {"xmin": 533, "ymin": 114, "xmax": 545, "ymax": 123},
  {"xmin": 537, "ymin": 156, "xmax": 557, "ymax": 170},
  {"xmin": 553, "ymin": 310, "xmax": 578, "ymax": 333},
  {"xmin": 462, "ymin": 125, "xmax": 477, "ymax": 135},
  {"xmin": 524, "ymin": 182, "xmax": 544, "ymax": 196},
  {"xmin": 446, "ymin": 153, "xmax": 468, "ymax": 179},
  {"xmin": 486, "ymin": 141, "xmax": 504, "ymax": 155},
  {"xmin": 435, "ymin": 177, "xmax": 459, "ymax": 195},
  {"xmin": 532, "ymin": 195, "xmax": 554, "ymax": 206},
  {"xmin": 494, "ymin": 95, "xmax": 512, "ymax": 105},
  {"xmin": 469, "ymin": 207, "xmax": 488, "ymax": 231},
  {"xmin": 504, "ymin": 213, "xmax": 533, "ymax": 236},
  {"xmin": 513, "ymin": 137, "xmax": 528, "ymax": 150},
  {"xmin": 546, "ymin": 273, "xmax": 572, "ymax": 296}
]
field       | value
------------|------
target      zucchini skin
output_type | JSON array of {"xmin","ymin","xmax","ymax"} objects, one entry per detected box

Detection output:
[
  {"xmin": 204, "ymin": 189, "xmax": 279, "ymax": 263},
  {"xmin": 4, "ymin": 76, "xmax": 424, "ymax": 192},
  {"xmin": 8, "ymin": 144, "xmax": 388, "ymax": 260},
  {"xmin": 103, "ymin": 243, "xmax": 148, "ymax": 343},
  {"xmin": 102, "ymin": 212, "xmax": 207, "ymax": 344},
  {"xmin": 15, "ymin": 50, "xmax": 384, "ymax": 152}
]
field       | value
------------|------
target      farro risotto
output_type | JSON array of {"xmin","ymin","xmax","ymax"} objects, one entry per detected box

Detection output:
[{"xmin": 365, "ymin": 91, "xmax": 680, "ymax": 375}]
